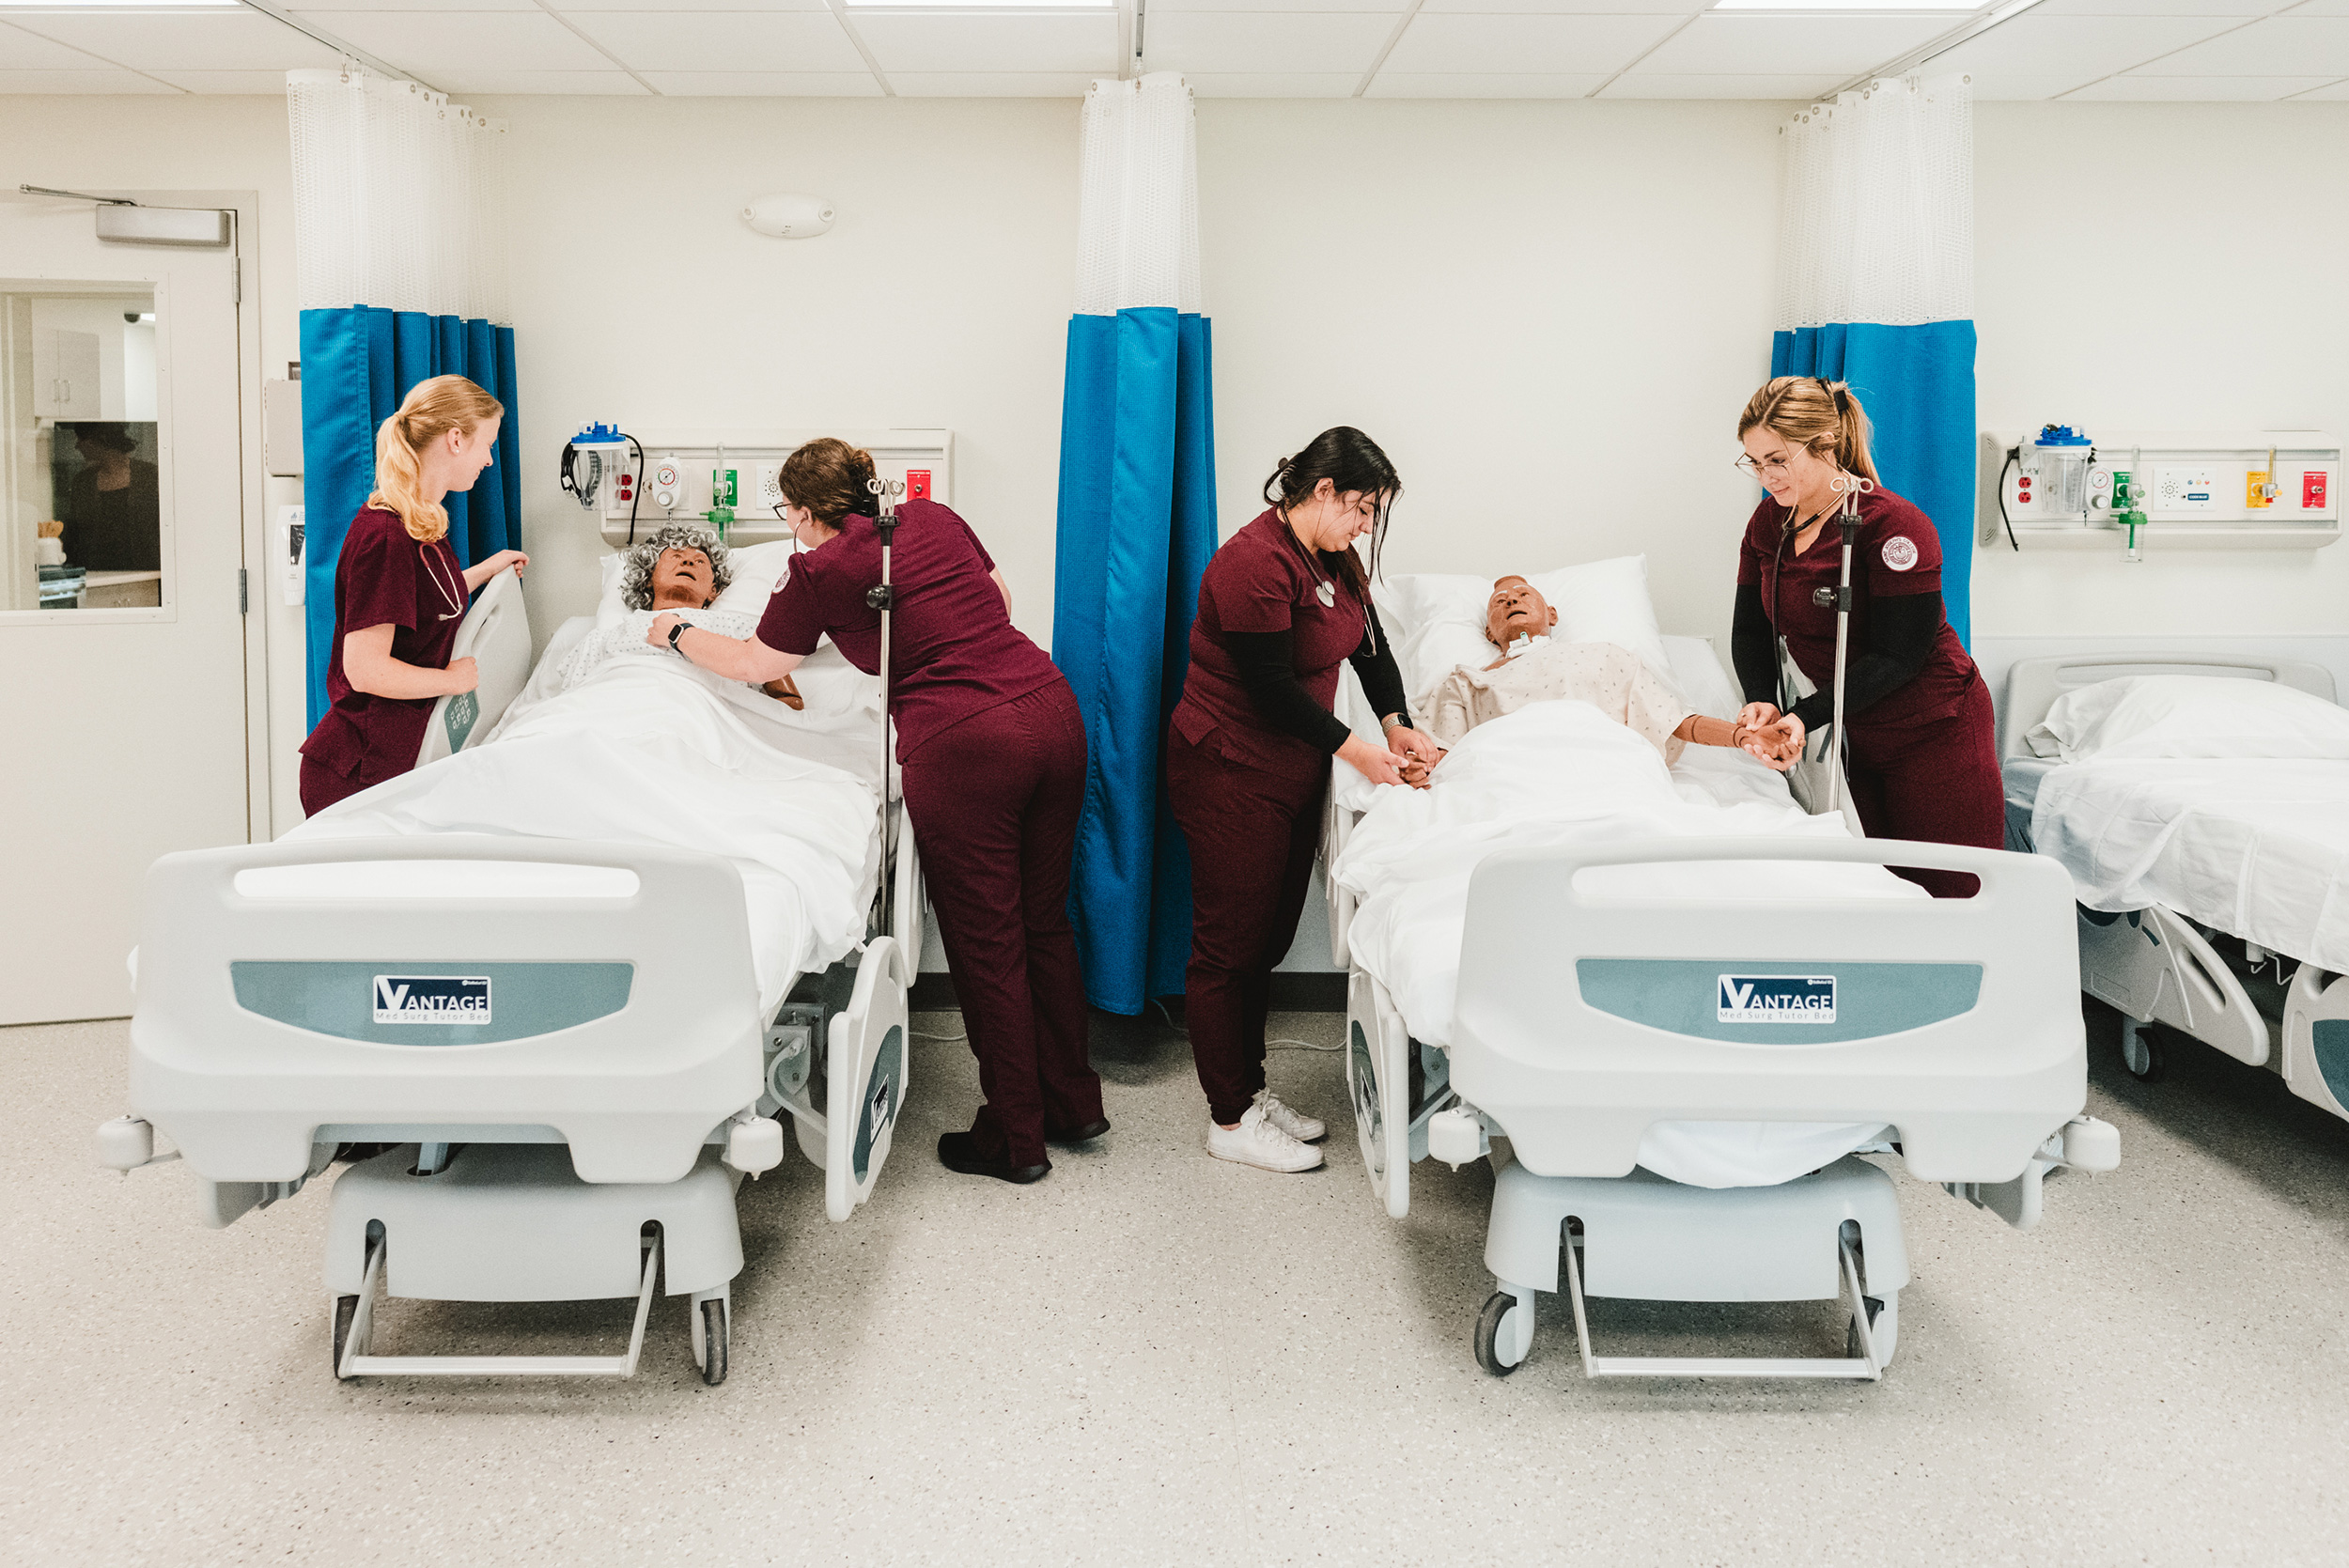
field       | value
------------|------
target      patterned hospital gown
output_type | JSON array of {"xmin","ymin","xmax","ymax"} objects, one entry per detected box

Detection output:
[
  {"xmin": 1424, "ymin": 639, "xmax": 1691, "ymax": 762},
  {"xmin": 558, "ymin": 606, "xmax": 762, "ymax": 692}
]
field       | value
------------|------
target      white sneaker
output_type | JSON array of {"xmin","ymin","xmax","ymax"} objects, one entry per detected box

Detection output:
[
  {"xmin": 1255, "ymin": 1090, "xmax": 1326, "ymax": 1144},
  {"xmin": 1207, "ymin": 1106, "xmax": 1324, "ymax": 1172}
]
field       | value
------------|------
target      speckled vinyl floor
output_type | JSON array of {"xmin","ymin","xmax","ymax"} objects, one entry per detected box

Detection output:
[{"xmin": 5, "ymin": 1002, "xmax": 2348, "ymax": 1566}]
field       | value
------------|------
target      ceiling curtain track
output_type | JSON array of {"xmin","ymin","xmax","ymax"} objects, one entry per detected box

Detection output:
[
  {"xmin": 1773, "ymin": 74, "xmax": 1980, "ymax": 645},
  {"xmin": 286, "ymin": 68, "xmax": 521, "ymax": 729},
  {"xmin": 1052, "ymin": 72, "xmax": 1217, "ymax": 1016}
]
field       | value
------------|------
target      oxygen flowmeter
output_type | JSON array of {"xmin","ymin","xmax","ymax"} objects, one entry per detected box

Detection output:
[{"xmin": 707, "ymin": 466, "xmax": 739, "ymax": 540}]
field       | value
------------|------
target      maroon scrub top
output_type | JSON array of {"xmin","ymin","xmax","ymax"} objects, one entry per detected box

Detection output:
[
  {"xmin": 1737, "ymin": 486, "xmax": 1979, "ymax": 729},
  {"xmin": 1169, "ymin": 506, "xmax": 1372, "ymax": 784},
  {"xmin": 298, "ymin": 505, "xmax": 467, "ymax": 782},
  {"xmin": 754, "ymin": 498, "xmax": 1060, "ymax": 761}
]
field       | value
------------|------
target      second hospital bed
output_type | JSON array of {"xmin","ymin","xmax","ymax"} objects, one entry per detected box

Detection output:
[
  {"xmin": 1323, "ymin": 582, "xmax": 2120, "ymax": 1381},
  {"xmin": 2000, "ymin": 650, "xmax": 2349, "ymax": 1125},
  {"xmin": 97, "ymin": 571, "xmax": 921, "ymax": 1385}
]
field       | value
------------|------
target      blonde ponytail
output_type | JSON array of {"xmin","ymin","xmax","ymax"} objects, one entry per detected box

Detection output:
[
  {"xmin": 1736, "ymin": 376, "xmax": 1879, "ymax": 486},
  {"xmin": 369, "ymin": 374, "xmax": 504, "ymax": 543}
]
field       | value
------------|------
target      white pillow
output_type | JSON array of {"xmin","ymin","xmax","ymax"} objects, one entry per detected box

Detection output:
[
  {"xmin": 785, "ymin": 639, "xmax": 880, "ymax": 721},
  {"xmin": 594, "ymin": 537, "xmax": 798, "ymax": 629},
  {"xmin": 1663, "ymin": 635, "xmax": 1743, "ymax": 722},
  {"xmin": 1375, "ymin": 554, "xmax": 1678, "ymax": 706},
  {"xmin": 2030, "ymin": 675, "xmax": 2349, "ymax": 762}
]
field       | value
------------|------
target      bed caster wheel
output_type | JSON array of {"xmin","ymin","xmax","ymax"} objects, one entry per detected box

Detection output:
[
  {"xmin": 693, "ymin": 1297, "xmax": 728, "ymax": 1387},
  {"xmin": 2121, "ymin": 1021, "xmax": 2165, "ymax": 1082},
  {"xmin": 331, "ymin": 1295, "xmax": 360, "ymax": 1380},
  {"xmin": 1474, "ymin": 1291, "xmax": 1528, "ymax": 1376},
  {"xmin": 1845, "ymin": 1294, "xmax": 1898, "ymax": 1364}
]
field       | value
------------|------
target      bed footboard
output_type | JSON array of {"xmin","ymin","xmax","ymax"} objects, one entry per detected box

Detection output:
[
  {"xmin": 129, "ymin": 834, "xmax": 765, "ymax": 1188},
  {"xmin": 1450, "ymin": 837, "xmax": 2088, "ymax": 1185}
]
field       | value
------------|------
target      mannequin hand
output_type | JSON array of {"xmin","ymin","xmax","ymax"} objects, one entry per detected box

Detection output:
[
  {"xmin": 646, "ymin": 612, "xmax": 683, "ymax": 648},
  {"xmin": 762, "ymin": 675, "xmax": 804, "ymax": 710},
  {"xmin": 1397, "ymin": 749, "xmax": 1446, "ymax": 789},
  {"xmin": 1741, "ymin": 713, "xmax": 1804, "ymax": 769},
  {"xmin": 1736, "ymin": 701, "xmax": 1782, "ymax": 732},
  {"xmin": 442, "ymin": 656, "xmax": 479, "ymax": 696},
  {"xmin": 1338, "ymin": 733, "xmax": 1410, "ymax": 788}
]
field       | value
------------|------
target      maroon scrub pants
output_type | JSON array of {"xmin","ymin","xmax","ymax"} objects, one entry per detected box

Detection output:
[
  {"xmin": 298, "ymin": 751, "xmax": 406, "ymax": 817},
  {"xmin": 1164, "ymin": 730, "xmax": 1325, "ymax": 1126},
  {"xmin": 1843, "ymin": 675, "xmax": 2004, "ymax": 899},
  {"xmin": 899, "ymin": 679, "xmax": 1101, "ymax": 1169}
]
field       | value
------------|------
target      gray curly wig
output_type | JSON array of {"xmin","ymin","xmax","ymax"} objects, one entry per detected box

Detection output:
[{"xmin": 620, "ymin": 525, "xmax": 734, "ymax": 611}]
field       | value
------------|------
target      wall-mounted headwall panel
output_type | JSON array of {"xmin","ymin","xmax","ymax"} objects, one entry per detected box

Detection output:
[{"xmin": 592, "ymin": 428, "xmax": 952, "ymax": 548}]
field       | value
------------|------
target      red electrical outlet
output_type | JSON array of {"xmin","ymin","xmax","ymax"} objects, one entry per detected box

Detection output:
[
  {"xmin": 2304, "ymin": 471, "xmax": 2327, "ymax": 510},
  {"xmin": 906, "ymin": 469, "xmax": 932, "ymax": 502}
]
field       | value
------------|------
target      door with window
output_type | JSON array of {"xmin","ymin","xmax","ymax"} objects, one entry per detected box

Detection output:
[{"xmin": 0, "ymin": 196, "xmax": 247, "ymax": 1023}]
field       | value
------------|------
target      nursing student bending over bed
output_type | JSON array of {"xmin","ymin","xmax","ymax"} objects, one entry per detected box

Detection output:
[{"xmin": 1411, "ymin": 575, "xmax": 1803, "ymax": 774}]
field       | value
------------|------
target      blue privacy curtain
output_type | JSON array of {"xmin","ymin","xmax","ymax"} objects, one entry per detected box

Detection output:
[
  {"xmin": 287, "ymin": 70, "xmax": 519, "ymax": 726},
  {"xmin": 1052, "ymin": 74, "xmax": 1218, "ymax": 1016},
  {"xmin": 1774, "ymin": 77, "xmax": 1978, "ymax": 644}
]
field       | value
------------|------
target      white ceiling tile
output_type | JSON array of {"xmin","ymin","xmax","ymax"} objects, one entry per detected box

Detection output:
[
  {"xmin": 1147, "ymin": 0, "xmax": 1407, "ymax": 10},
  {"xmin": 2068, "ymin": 71, "xmax": 2339, "ymax": 98},
  {"xmin": 1181, "ymin": 70, "xmax": 1360, "ymax": 94},
  {"xmin": 285, "ymin": 0, "xmax": 536, "ymax": 9},
  {"xmin": 1416, "ymin": 0, "xmax": 1719, "ymax": 11},
  {"xmin": 0, "ymin": 19, "xmax": 113, "ymax": 69},
  {"xmin": 2130, "ymin": 16, "xmax": 2349, "ymax": 74},
  {"xmin": 853, "ymin": 12, "xmax": 1118, "ymax": 72},
  {"xmin": 1633, "ymin": 13, "xmax": 1955, "ymax": 76},
  {"xmin": 1146, "ymin": 12, "xmax": 1396, "ymax": 75},
  {"xmin": 560, "ymin": 0, "xmax": 830, "ymax": 8},
  {"xmin": 637, "ymin": 69, "xmax": 880, "ymax": 92},
  {"xmin": 1600, "ymin": 70, "xmax": 1843, "ymax": 98},
  {"xmin": 148, "ymin": 69, "xmax": 315, "ymax": 91},
  {"xmin": 2286, "ymin": 74, "xmax": 2349, "ymax": 94},
  {"xmin": 1926, "ymin": 14, "xmax": 2247, "ymax": 77},
  {"xmin": 427, "ymin": 68, "xmax": 652, "ymax": 93},
  {"xmin": 1364, "ymin": 70, "xmax": 1610, "ymax": 96},
  {"xmin": 889, "ymin": 70, "xmax": 1099, "ymax": 94},
  {"xmin": 0, "ymin": 65, "xmax": 177, "ymax": 92},
  {"xmin": 1960, "ymin": 69, "xmax": 2108, "ymax": 97},
  {"xmin": 1380, "ymin": 14, "xmax": 1681, "ymax": 75},
  {"xmin": 2029, "ymin": 0, "xmax": 2279, "ymax": 13},
  {"xmin": 294, "ymin": 11, "xmax": 619, "ymax": 74},
  {"xmin": 9, "ymin": 11, "xmax": 344, "ymax": 70},
  {"xmin": 568, "ymin": 11, "xmax": 864, "ymax": 72}
]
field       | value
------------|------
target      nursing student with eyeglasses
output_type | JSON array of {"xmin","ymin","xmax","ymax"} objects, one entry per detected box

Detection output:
[{"xmin": 1729, "ymin": 376, "xmax": 2002, "ymax": 896}]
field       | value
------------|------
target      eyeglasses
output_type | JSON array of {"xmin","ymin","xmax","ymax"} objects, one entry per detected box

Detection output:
[{"xmin": 1735, "ymin": 455, "xmax": 1795, "ymax": 478}]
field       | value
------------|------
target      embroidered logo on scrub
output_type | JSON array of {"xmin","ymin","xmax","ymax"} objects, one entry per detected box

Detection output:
[
  {"xmin": 1717, "ymin": 974, "xmax": 1836, "ymax": 1024},
  {"xmin": 373, "ymin": 975, "xmax": 492, "ymax": 1024},
  {"xmin": 1881, "ymin": 536, "xmax": 1920, "ymax": 572}
]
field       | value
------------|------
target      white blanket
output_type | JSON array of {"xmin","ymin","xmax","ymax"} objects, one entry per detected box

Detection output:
[
  {"xmin": 2030, "ymin": 758, "xmax": 2349, "ymax": 972},
  {"xmin": 294, "ymin": 648, "xmax": 881, "ymax": 1013},
  {"xmin": 1331, "ymin": 701, "xmax": 1925, "ymax": 1188}
]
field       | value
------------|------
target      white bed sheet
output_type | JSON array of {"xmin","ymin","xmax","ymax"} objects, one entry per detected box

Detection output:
[
  {"xmin": 2027, "ymin": 756, "xmax": 2349, "ymax": 972},
  {"xmin": 1331, "ymin": 701, "xmax": 1927, "ymax": 1188},
  {"xmin": 291, "ymin": 629, "xmax": 883, "ymax": 1014}
]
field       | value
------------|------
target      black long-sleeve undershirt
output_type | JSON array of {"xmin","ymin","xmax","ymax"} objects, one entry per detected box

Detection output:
[
  {"xmin": 1224, "ymin": 601, "xmax": 1411, "ymax": 755},
  {"xmin": 1731, "ymin": 582, "xmax": 1943, "ymax": 732}
]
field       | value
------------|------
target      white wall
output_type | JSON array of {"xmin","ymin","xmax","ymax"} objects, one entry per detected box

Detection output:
[{"xmin": 3, "ymin": 92, "xmax": 2344, "ymax": 854}]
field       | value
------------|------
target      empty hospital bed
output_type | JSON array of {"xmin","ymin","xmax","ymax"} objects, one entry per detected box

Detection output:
[
  {"xmin": 97, "ymin": 562, "xmax": 919, "ymax": 1386},
  {"xmin": 1324, "ymin": 574, "xmax": 2118, "ymax": 1380},
  {"xmin": 2000, "ymin": 651, "xmax": 2349, "ymax": 1123}
]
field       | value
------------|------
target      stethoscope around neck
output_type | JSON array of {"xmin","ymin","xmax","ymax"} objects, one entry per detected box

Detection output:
[
  {"xmin": 1278, "ymin": 508, "xmax": 1375, "ymax": 653},
  {"xmin": 420, "ymin": 536, "xmax": 465, "ymax": 622}
]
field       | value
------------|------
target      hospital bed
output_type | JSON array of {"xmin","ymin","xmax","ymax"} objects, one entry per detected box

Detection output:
[
  {"xmin": 1324, "ymin": 625, "xmax": 2119, "ymax": 1381},
  {"xmin": 2000, "ymin": 652, "xmax": 2349, "ymax": 1122},
  {"xmin": 97, "ymin": 573, "xmax": 920, "ymax": 1386}
]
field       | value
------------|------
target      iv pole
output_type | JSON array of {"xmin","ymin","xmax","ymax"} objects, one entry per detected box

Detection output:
[
  {"xmin": 864, "ymin": 475, "xmax": 906, "ymax": 932},
  {"xmin": 1822, "ymin": 473, "xmax": 1873, "ymax": 817}
]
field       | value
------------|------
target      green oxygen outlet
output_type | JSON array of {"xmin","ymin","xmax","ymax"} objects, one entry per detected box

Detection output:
[
  {"xmin": 707, "ymin": 468, "xmax": 739, "ymax": 539},
  {"xmin": 704, "ymin": 505, "xmax": 735, "ymax": 540},
  {"xmin": 2111, "ymin": 470, "xmax": 2147, "ymax": 561}
]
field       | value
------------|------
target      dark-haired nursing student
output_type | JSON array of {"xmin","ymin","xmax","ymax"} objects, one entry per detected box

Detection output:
[
  {"xmin": 1166, "ymin": 427, "xmax": 1441, "ymax": 1173},
  {"xmin": 298, "ymin": 374, "xmax": 526, "ymax": 816},
  {"xmin": 651, "ymin": 438, "xmax": 1103, "ymax": 1188},
  {"xmin": 1730, "ymin": 376, "xmax": 2001, "ymax": 897}
]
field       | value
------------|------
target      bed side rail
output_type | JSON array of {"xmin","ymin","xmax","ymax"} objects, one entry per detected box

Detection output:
[
  {"xmin": 1452, "ymin": 836, "xmax": 2086, "ymax": 1184},
  {"xmin": 417, "ymin": 568, "xmax": 533, "ymax": 766},
  {"xmin": 129, "ymin": 834, "xmax": 765, "ymax": 1185}
]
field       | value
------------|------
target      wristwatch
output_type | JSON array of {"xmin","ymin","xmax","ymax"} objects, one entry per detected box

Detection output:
[{"xmin": 666, "ymin": 620, "xmax": 690, "ymax": 652}]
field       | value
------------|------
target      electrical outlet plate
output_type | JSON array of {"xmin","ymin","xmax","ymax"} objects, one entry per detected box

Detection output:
[{"xmin": 2152, "ymin": 466, "xmax": 2220, "ymax": 512}]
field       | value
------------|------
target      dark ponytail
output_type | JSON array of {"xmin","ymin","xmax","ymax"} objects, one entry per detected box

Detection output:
[{"xmin": 1262, "ymin": 426, "xmax": 1401, "ymax": 592}]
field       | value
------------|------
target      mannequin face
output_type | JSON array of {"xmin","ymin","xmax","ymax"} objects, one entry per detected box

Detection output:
[
  {"xmin": 1484, "ymin": 577, "xmax": 1558, "ymax": 646},
  {"xmin": 649, "ymin": 547, "xmax": 714, "ymax": 610}
]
